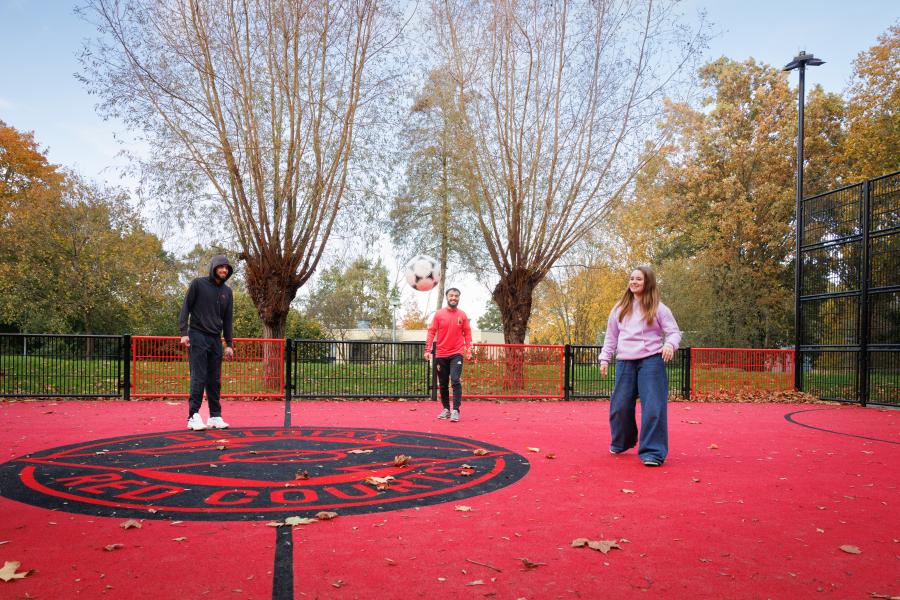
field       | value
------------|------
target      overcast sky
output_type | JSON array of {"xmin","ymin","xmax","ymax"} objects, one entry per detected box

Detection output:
[{"xmin": 1, "ymin": 1, "xmax": 896, "ymax": 320}]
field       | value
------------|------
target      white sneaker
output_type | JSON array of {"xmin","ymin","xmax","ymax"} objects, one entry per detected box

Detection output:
[
  {"xmin": 207, "ymin": 416, "xmax": 229, "ymax": 429},
  {"xmin": 437, "ymin": 409, "xmax": 451, "ymax": 419},
  {"xmin": 450, "ymin": 410, "xmax": 460, "ymax": 422},
  {"xmin": 187, "ymin": 413, "xmax": 207, "ymax": 430}
]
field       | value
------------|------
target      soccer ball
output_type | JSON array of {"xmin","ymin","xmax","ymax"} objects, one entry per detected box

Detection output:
[{"xmin": 404, "ymin": 255, "xmax": 441, "ymax": 292}]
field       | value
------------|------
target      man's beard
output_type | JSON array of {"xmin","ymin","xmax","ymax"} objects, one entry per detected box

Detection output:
[{"xmin": 447, "ymin": 300, "xmax": 458, "ymax": 308}]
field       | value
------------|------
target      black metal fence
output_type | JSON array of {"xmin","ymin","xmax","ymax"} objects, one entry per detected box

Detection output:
[
  {"xmin": 566, "ymin": 345, "xmax": 690, "ymax": 399},
  {"xmin": 2, "ymin": 333, "xmax": 695, "ymax": 401},
  {"xmin": 798, "ymin": 171, "xmax": 900, "ymax": 406},
  {"xmin": 289, "ymin": 339, "xmax": 431, "ymax": 399},
  {"xmin": 0, "ymin": 334, "xmax": 126, "ymax": 397}
]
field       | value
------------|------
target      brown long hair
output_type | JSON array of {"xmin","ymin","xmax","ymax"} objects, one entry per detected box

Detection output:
[{"xmin": 614, "ymin": 266, "xmax": 660, "ymax": 325}]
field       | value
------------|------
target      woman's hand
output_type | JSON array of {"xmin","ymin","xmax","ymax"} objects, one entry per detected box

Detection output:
[
  {"xmin": 662, "ymin": 344, "xmax": 674, "ymax": 362},
  {"xmin": 600, "ymin": 362, "xmax": 608, "ymax": 377}
]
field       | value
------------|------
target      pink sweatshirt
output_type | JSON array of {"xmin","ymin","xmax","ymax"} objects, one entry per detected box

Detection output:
[{"xmin": 599, "ymin": 300, "xmax": 681, "ymax": 364}]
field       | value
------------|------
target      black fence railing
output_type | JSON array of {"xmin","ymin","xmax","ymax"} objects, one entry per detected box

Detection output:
[
  {"xmin": 289, "ymin": 339, "xmax": 430, "ymax": 399},
  {"xmin": 566, "ymin": 346, "xmax": 691, "ymax": 399},
  {"xmin": 2, "ymin": 331, "xmax": 893, "ymax": 405},
  {"xmin": 0, "ymin": 333, "xmax": 125, "ymax": 398},
  {"xmin": 798, "ymin": 170, "xmax": 900, "ymax": 407}
]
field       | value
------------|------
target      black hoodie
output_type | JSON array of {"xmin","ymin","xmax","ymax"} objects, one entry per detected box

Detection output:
[{"xmin": 178, "ymin": 255, "xmax": 234, "ymax": 347}]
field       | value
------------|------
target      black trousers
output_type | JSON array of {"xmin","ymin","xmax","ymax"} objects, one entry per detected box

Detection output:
[
  {"xmin": 187, "ymin": 329, "xmax": 223, "ymax": 419},
  {"xmin": 435, "ymin": 354, "xmax": 464, "ymax": 411}
]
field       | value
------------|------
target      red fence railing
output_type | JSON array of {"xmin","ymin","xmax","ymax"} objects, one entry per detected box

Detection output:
[
  {"xmin": 462, "ymin": 344, "xmax": 565, "ymax": 399},
  {"xmin": 690, "ymin": 348, "xmax": 795, "ymax": 396},
  {"xmin": 132, "ymin": 336, "xmax": 284, "ymax": 398}
]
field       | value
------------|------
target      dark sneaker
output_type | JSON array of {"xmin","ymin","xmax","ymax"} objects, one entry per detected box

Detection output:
[{"xmin": 642, "ymin": 459, "xmax": 662, "ymax": 467}]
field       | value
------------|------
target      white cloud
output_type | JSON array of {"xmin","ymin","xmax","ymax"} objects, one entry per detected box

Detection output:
[{"xmin": 0, "ymin": 96, "xmax": 15, "ymax": 111}]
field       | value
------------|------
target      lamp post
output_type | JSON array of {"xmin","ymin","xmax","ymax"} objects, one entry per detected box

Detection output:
[
  {"xmin": 783, "ymin": 51, "xmax": 824, "ymax": 391},
  {"xmin": 391, "ymin": 296, "xmax": 401, "ymax": 343}
]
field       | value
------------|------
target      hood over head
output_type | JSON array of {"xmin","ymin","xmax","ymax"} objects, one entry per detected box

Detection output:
[{"xmin": 209, "ymin": 255, "xmax": 233, "ymax": 282}]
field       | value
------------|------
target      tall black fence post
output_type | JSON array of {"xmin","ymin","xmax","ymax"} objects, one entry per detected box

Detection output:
[
  {"xmin": 681, "ymin": 347, "xmax": 691, "ymax": 400},
  {"xmin": 430, "ymin": 341, "xmax": 437, "ymax": 402},
  {"xmin": 284, "ymin": 338, "xmax": 293, "ymax": 404},
  {"xmin": 122, "ymin": 334, "xmax": 131, "ymax": 401},
  {"xmin": 858, "ymin": 180, "xmax": 871, "ymax": 407},
  {"xmin": 563, "ymin": 344, "xmax": 571, "ymax": 401}
]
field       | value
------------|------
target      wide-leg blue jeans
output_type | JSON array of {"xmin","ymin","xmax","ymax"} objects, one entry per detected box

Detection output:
[{"xmin": 609, "ymin": 353, "xmax": 668, "ymax": 463}]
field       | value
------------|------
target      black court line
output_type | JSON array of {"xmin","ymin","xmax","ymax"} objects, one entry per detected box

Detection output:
[
  {"xmin": 784, "ymin": 408, "xmax": 899, "ymax": 445},
  {"xmin": 272, "ymin": 398, "xmax": 294, "ymax": 600}
]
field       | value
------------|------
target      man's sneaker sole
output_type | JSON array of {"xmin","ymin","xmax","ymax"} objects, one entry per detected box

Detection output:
[{"xmin": 642, "ymin": 460, "xmax": 661, "ymax": 467}]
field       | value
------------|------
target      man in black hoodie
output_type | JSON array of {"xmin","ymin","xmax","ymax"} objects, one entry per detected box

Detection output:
[{"xmin": 179, "ymin": 255, "xmax": 234, "ymax": 430}]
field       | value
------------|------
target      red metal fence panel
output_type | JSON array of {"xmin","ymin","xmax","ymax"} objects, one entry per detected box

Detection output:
[
  {"xmin": 690, "ymin": 348, "xmax": 795, "ymax": 396},
  {"xmin": 461, "ymin": 344, "xmax": 565, "ymax": 399},
  {"xmin": 132, "ymin": 336, "xmax": 284, "ymax": 398}
]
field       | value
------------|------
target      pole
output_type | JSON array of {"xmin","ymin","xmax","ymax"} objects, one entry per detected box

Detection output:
[{"xmin": 793, "ymin": 63, "xmax": 806, "ymax": 392}]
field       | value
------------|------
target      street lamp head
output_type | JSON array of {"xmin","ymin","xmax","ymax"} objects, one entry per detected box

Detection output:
[{"xmin": 783, "ymin": 51, "xmax": 825, "ymax": 71}]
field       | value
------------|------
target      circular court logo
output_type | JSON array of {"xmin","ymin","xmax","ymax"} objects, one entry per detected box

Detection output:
[{"xmin": 0, "ymin": 427, "xmax": 530, "ymax": 521}]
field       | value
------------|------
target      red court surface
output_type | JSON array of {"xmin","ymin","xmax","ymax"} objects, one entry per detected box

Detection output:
[{"xmin": 0, "ymin": 399, "xmax": 897, "ymax": 599}]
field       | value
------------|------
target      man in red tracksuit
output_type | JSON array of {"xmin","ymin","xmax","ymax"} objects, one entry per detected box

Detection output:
[{"xmin": 424, "ymin": 288, "xmax": 473, "ymax": 422}]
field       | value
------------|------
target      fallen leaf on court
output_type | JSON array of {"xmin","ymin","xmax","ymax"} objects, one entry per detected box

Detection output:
[
  {"xmin": 839, "ymin": 545, "xmax": 861, "ymax": 554},
  {"xmin": 385, "ymin": 558, "xmax": 397, "ymax": 565},
  {"xmin": 455, "ymin": 506, "xmax": 473, "ymax": 512},
  {"xmin": 0, "ymin": 541, "xmax": 8, "ymax": 545},
  {"xmin": 295, "ymin": 469, "xmax": 310, "ymax": 480},
  {"xmin": 527, "ymin": 447, "xmax": 540, "ymax": 453},
  {"xmin": 545, "ymin": 453, "xmax": 556, "ymax": 459},
  {"xmin": 120, "ymin": 519, "xmax": 142, "ymax": 529},
  {"xmin": 473, "ymin": 449, "xmax": 488, "ymax": 456},
  {"xmin": 103, "ymin": 544, "xmax": 123, "ymax": 551},
  {"xmin": 572, "ymin": 538, "xmax": 621, "ymax": 554},
  {"xmin": 315, "ymin": 512, "xmax": 338, "ymax": 520},
  {"xmin": 692, "ymin": 477, "xmax": 701, "ymax": 483},
  {"xmin": 165, "ymin": 401, "xmax": 179, "ymax": 406},
  {"xmin": 173, "ymin": 537, "xmax": 187, "ymax": 542},
  {"xmin": 285, "ymin": 517, "xmax": 318, "ymax": 526},
  {"xmin": 588, "ymin": 540, "xmax": 621, "ymax": 554},
  {"xmin": 332, "ymin": 579, "xmax": 344, "ymax": 588},
  {"xmin": 215, "ymin": 439, "xmax": 228, "ymax": 443},
  {"xmin": 708, "ymin": 444, "xmax": 719, "ymax": 449},
  {"xmin": 519, "ymin": 558, "xmax": 546, "ymax": 569},
  {"xmin": 216, "ymin": 445, "xmax": 226, "ymax": 450},
  {"xmin": 365, "ymin": 476, "xmax": 395, "ymax": 489},
  {"xmin": 459, "ymin": 468, "xmax": 475, "ymax": 476},
  {"xmin": 394, "ymin": 454, "xmax": 411, "ymax": 467},
  {"xmin": 621, "ymin": 489, "xmax": 636, "ymax": 494},
  {"xmin": 0, "ymin": 561, "xmax": 32, "ymax": 582},
  {"xmin": 467, "ymin": 580, "xmax": 485, "ymax": 586},
  {"xmin": 266, "ymin": 522, "xmax": 282, "ymax": 527},
  {"xmin": 349, "ymin": 449, "xmax": 373, "ymax": 454}
]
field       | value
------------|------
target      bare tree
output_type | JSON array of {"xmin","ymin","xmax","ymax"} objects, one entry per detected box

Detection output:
[
  {"xmin": 79, "ymin": 0, "xmax": 396, "ymax": 338},
  {"xmin": 431, "ymin": 0, "xmax": 705, "ymax": 343}
]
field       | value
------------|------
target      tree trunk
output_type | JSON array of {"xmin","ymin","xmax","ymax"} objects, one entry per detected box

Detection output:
[
  {"xmin": 436, "ymin": 155, "xmax": 450, "ymax": 312},
  {"xmin": 244, "ymin": 254, "xmax": 297, "ymax": 390},
  {"xmin": 492, "ymin": 268, "xmax": 541, "ymax": 391}
]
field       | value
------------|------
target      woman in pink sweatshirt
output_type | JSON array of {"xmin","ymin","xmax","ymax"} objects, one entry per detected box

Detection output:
[{"xmin": 599, "ymin": 266, "xmax": 681, "ymax": 467}]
